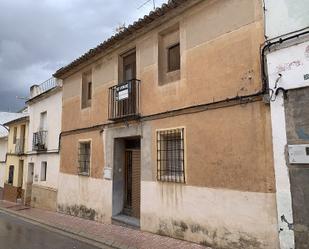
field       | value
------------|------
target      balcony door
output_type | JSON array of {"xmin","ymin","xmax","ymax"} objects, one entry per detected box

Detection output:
[
  {"xmin": 122, "ymin": 50, "xmax": 136, "ymax": 82},
  {"xmin": 40, "ymin": 111, "xmax": 47, "ymax": 131},
  {"xmin": 116, "ymin": 50, "xmax": 137, "ymax": 117}
]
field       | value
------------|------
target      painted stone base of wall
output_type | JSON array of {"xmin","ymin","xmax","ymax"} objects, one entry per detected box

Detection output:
[
  {"xmin": 57, "ymin": 173, "xmax": 112, "ymax": 223},
  {"xmin": 31, "ymin": 185, "xmax": 57, "ymax": 211},
  {"xmin": 3, "ymin": 183, "xmax": 20, "ymax": 203},
  {"xmin": 24, "ymin": 183, "xmax": 32, "ymax": 206},
  {"xmin": 141, "ymin": 182, "xmax": 279, "ymax": 249}
]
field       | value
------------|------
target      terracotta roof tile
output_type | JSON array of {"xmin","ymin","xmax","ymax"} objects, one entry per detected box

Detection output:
[{"xmin": 53, "ymin": 0, "xmax": 188, "ymax": 78}]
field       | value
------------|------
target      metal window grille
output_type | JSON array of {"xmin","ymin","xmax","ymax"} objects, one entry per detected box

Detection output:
[
  {"xmin": 32, "ymin": 131, "xmax": 48, "ymax": 151},
  {"xmin": 157, "ymin": 128, "xmax": 185, "ymax": 183},
  {"xmin": 78, "ymin": 142, "xmax": 91, "ymax": 175}
]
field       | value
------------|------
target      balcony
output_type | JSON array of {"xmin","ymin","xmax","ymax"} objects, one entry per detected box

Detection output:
[
  {"xmin": 15, "ymin": 138, "xmax": 25, "ymax": 155},
  {"xmin": 30, "ymin": 78, "xmax": 60, "ymax": 99},
  {"xmin": 108, "ymin": 79, "xmax": 141, "ymax": 121},
  {"xmin": 32, "ymin": 131, "xmax": 48, "ymax": 151}
]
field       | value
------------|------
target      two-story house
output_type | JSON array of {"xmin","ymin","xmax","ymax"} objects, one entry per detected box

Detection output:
[
  {"xmin": 0, "ymin": 112, "xmax": 26, "ymax": 199},
  {"xmin": 25, "ymin": 78, "xmax": 62, "ymax": 210},
  {"xmin": 3, "ymin": 113, "xmax": 29, "ymax": 203},
  {"xmin": 54, "ymin": 0, "xmax": 278, "ymax": 247}
]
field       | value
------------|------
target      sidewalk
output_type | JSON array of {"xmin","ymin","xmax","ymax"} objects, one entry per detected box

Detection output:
[{"xmin": 0, "ymin": 200, "xmax": 209, "ymax": 249}]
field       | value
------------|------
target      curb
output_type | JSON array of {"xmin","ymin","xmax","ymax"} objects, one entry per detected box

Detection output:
[{"xmin": 0, "ymin": 206, "xmax": 134, "ymax": 249}]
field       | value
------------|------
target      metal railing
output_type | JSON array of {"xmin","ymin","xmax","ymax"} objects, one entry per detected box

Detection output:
[
  {"xmin": 108, "ymin": 79, "xmax": 141, "ymax": 120},
  {"xmin": 15, "ymin": 138, "xmax": 25, "ymax": 155},
  {"xmin": 32, "ymin": 131, "xmax": 48, "ymax": 151},
  {"xmin": 30, "ymin": 78, "xmax": 59, "ymax": 99}
]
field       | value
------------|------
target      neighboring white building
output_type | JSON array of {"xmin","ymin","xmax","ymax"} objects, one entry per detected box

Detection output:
[
  {"xmin": 264, "ymin": 1, "xmax": 309, "ymax": 248},
  {"xmin": 25, "ymin": 78, "xmax": 62, "ymax": 211},
  {"xmin": 0, "ymin": 112, "xmax": 26, "ymax": 193}
]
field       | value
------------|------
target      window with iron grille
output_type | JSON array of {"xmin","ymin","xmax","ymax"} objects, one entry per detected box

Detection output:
[
  {"xmin": 78, "ymin": 141, "xmax": 91, "ymax": 175},
  {"xmin": 157, "ymin": 128, "xmax": 185, "ymax": 183}
]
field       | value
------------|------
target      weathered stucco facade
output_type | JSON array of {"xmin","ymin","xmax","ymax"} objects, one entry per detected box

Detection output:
[
  {"xmin": 56, "ymin": 0, "xmax": 279, "ymax": 247},
  {"xmin": 266, "ymin": 39, "xmax": 309, "ymax": 249},
  {"xmin": 264, "ymin": 0, "xmax": 309, "ymax": 248},
  {"xmin": 3, "ymin": 116, "xmax": 29, "ymax": 203},
  {"xmin": 0, "ymin": 136, "xmax": 7, "ymax": 191},
  {"xmin": 26, "ymin": 79, "xmax": 62, "ymax": 211}
]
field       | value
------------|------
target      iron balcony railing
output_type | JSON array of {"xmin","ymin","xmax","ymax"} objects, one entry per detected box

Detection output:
[
  {"xmin": 108, "ymin": 79, "xmax": 141, "ymax": 120},
  {"xmin": 30, "ymin": 78, "xmax": 59, "ymax": 99},
  {"xmin": 15, "ymin": 138, "xmax": 25, "ymax": 155},
  {"xmin": 32, "ymin": 131, "xmax": 48, "ymax": 151}
]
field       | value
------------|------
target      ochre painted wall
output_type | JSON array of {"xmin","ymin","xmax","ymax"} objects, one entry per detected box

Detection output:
[
  {"xmin": 61, "ymin": 0, "xmax": 264, "ymax": 132},
  {"xmin": 147, "ymin": 101, "xmax": 275, "ymax": 193},
  {"xmin": 60, "ymin": 130, "xmax": 104, "ymax": 178},
  {"xmin": 5, "ymin": 121, "xmax": 29, "ymax": 188}
]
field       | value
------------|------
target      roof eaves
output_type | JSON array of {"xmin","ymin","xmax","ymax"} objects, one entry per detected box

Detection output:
[
  {"xmin": 26, "ymin": 86, "xmax": 61, "ymax": 105},
  {"xmin": 53, "ymin": 0, "xmax": 188, "ymax": 79},
  {"xmin": 3, "ymin": 115, "xmax": 29, "ymax": 127}
]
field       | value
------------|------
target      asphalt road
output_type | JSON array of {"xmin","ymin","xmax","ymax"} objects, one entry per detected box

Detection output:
[{"xmin": 0, "ymin": 211, "xmax": 102, "ymax": 249}]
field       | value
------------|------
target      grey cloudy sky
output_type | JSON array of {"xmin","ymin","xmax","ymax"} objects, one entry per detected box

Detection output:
[{"xmin": 0, "ymin": 0, "xmax": 167, "ymax": 112}]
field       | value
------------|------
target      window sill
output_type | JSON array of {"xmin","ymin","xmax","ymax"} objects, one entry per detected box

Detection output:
[
  {"xmin": 158, "ymin": 175, "xmax": 185, "ymax": 183},
  {"xmin": 167, "ymin": 69, "xmax": 180, "ymax": 74},
  {"xmin": 78, "ymin": 172, "xmax": 90, "ymax": 177},
  {"xmin": 158, "ymin": 77, "xmax": 181, "ymax": 86}
]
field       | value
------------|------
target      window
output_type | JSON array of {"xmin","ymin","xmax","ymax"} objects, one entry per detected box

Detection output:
[
  {"xmin": 82, "ymin": 71, "xmax": 92, "ymax": 109},
  {"xmin": 40, "ymin": 112, "xmax": 47, "ymax": 131},
  {"xmin": 78, "ymin": 142, "xmax": 91, "ymax": 175},
  {"xmin": 158, "ymin": 25, "xmax": 180, "ymax": 85},
  {"xmin": 87, "ymin": 82, "xmax": 92, "ymax": 100},
  {"xmin": 8, "ymin": 165, "xmax": 14, "ymax": 184},
  {"xmin": 13, "ymin": 127, "xmax": 17, "ymax": 144},
  {"xmin": 157, "ymin": 128, "xmax": 185, "ymax": 183},
  {"xmin": 41, "ymin": 162, "xmax": 47, "ymax": 181},
  {"xmin": 168, "ymin": 43, "xmax": 180, "ymax": 72}
]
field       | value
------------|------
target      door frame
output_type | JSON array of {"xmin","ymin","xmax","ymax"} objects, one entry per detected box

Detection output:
[{"xmin": 118, "ymin": 48, "xmax": 136, "ymax": 83}]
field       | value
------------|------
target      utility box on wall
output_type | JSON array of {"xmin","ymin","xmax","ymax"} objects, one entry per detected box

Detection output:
[
  {"xmin": 104, "ymin": 167, "xmax": 112, "ymax": 180},
  {"xmin": 288, "ymin": 144, "xmax": 309, "ymax": 164}
]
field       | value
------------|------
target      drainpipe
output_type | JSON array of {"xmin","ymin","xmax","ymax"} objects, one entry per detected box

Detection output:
[{"xmin": 262, "ymin": 28, "xmax": 309, "ymax": 249}]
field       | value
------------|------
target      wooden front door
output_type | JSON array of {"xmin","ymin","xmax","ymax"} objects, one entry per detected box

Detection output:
[{"xmin": 124, "ymin": 149, "xmax": 140, "ymax": 218}]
